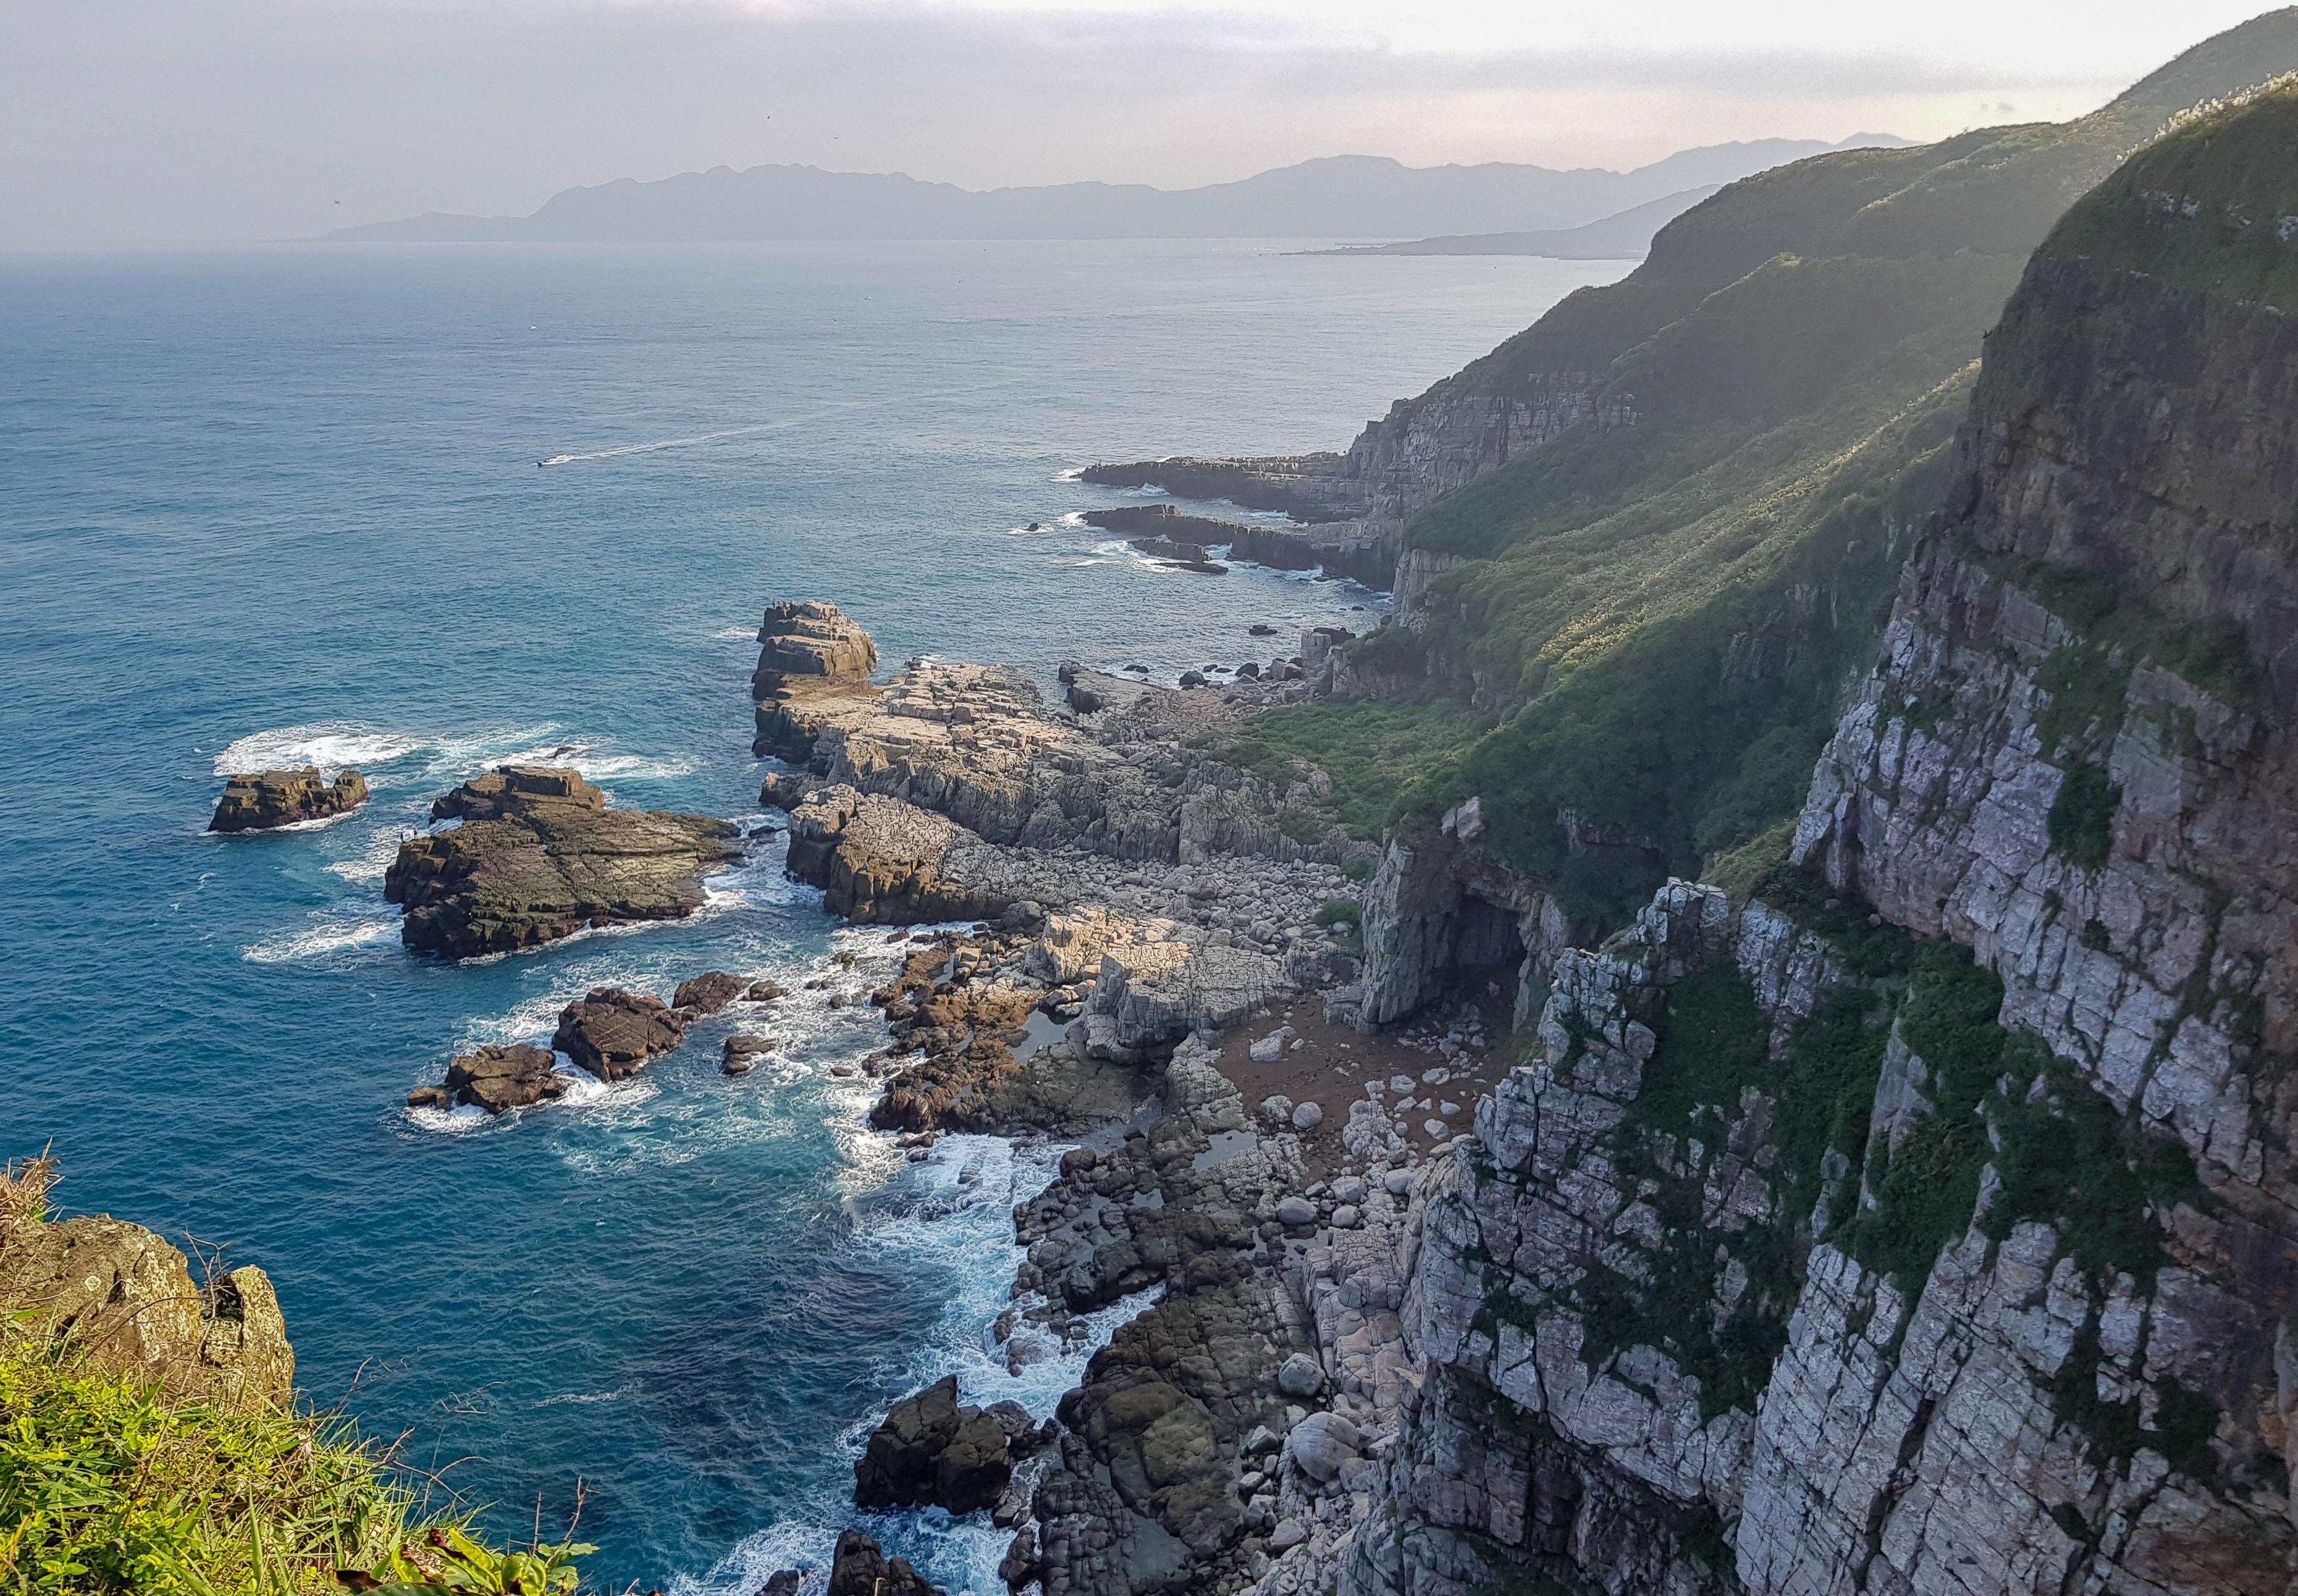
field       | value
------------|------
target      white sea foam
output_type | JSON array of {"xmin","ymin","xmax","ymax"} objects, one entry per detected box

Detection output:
[
  {"xmin": 214, "ymin": 722, "xmax": 427, "ymax": 776},
  {"xmin": 1051, "ymin": 465, "xmax": 1084, "ymax": 482},
  {"xmin": 681, "ymin": 1126, "xmax": 1158, "ymax": 1596},
  {"xmin": 713, "ymin": 625, "xmax": 758, "ymax": 641},
  {"xmin": 324, "ymin": 824, "xmax": 417, "ymax": 884},
  {"xmin": 241, "ymin": 909, "xmax": 400, "ymax": 965}
]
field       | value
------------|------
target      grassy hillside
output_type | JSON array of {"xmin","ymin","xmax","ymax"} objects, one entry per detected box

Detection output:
[{"xmin": 1237, "ymin": 11, "xmax": 2298, "ymax": 918}]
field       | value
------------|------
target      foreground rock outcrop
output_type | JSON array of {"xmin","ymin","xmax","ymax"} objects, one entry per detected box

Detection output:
[
  {"xmin": 405, "ymin": 1042, "xmax": 566, "ymax": 1115},
  {"xmin": 1, "ymin": 1209, "xmax": 293, "ymax": 1410},
  {"xmin": 751, "ymin": 598, "xmax": 880, "ymax": 761},
  {"xmin": 384, "ymin": 766, "xmax": 740, "ymax": 957},
  {"xmin": 209, "ymin": 766, "xmax": 369, "ymax": 833}
]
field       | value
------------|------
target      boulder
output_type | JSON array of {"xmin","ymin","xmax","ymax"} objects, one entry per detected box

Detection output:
[
  {"xmin": 1268, "ymin": 1519, "xmax": 1308, "ymax": 1552},
  {"xmin": 1285, "ymin": 1411, "xmax": 1360, "ymax": 1482},
  {"xmin": 998, "ymin": 1526, "xmax": 1040, "ymax": 1590},
  {"xmin": 825, "ymin": 1530, "xmax": 934, "ymax": 1596},
  {"xmin": 1290, "ymin": 1101, "xmax": 1324, "ymax": 1130},
  {"xmin": 415, "ymin": 1043, "xmax": 566, "ymax": 1114},
  {"xmin": 673, "ymin": 972, "xmax": 750, "ymax": 1014},
  {"xmin": 386, "ymin": 767, "xmax": 740, "ymax": 958},
  {"xmin": 552, "ymin": 988, "xmax": 687, "ymax": 1080},
  {"xmin": 1276, "ymin": 1352, "xmax": 1324, "ymax": 1398},
  {"xmin": 723, "ymin": 1033, "xmax": 775, "ymax": 1075},
  {"xmin": 854, "ymin": 1374, "xmax": 1012, "ymax": 1516},
  {"xmin": 209, "ymin": 766, "xmax": 369, "ymax": 833},
  {"xmin": 1276, "ymin": 1196, "xmax": 1317, "ymax": 1227},
  {"xmin": 1329, "ymin": 1175, "xmax": 1366, "ymax": 1204},
  {"xmin": 746, "ymin": 979, "xmax": 788, "ymax": 1002}
]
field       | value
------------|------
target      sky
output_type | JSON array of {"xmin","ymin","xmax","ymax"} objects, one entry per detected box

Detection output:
[{"xmin": 0, "ymin": 1, "xmax": 2285, "ymax": 248}]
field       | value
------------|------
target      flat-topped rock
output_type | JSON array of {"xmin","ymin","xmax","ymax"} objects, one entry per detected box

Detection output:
[
  {"xmin": 407, "ymin": 1042, "xmax": 566, "ymax": 1115},
  {"xmin": 384, "ymin": 766, "xmax": 739, "ymax": 957},
  {"xmin": 778, "ymin": 783, "xmax": 1014, "ymax": 925},
  {"xmin": 209, "ymin": 766, "xmax": 369, "ymax": 833}
]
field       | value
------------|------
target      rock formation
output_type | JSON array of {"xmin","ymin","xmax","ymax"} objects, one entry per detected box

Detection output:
[
  {"xmin": 1316, "ymin": 86, "xmax": 2298, "ymax": 1596},
  {"xmin": 551, "ymin": 987, "xmax": 688, "ymax": 1080},
  {"xmin": 752, "ymin": 599, "xmax": 880, "ymax": 761},
  {"xmin": 823, "ymin": 1529, "xmax": 935, "ymax": 1596},
  {"xmin": 406, "ymin": 1042, "xmax": 566, "ymax": 1115},
  {"xmin": 1, "ymin": 1210, "xmax": 293, "ymax": 1409},
  {"xmin": 209, "ymin": 766, "xmax": 369, "ymax": 832},
  {"xmin": 854, "ymin": 1374, "xmax": 1014, "ymax": 1516},
  {"xmin": 384, "ymin": 766, "xmax": 740, "ymax": 957}
]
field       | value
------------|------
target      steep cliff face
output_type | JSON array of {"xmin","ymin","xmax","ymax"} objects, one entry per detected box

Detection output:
[{"xmin": 1316, "ymin": 82, "xmax": 2298, "ymax": 1596}]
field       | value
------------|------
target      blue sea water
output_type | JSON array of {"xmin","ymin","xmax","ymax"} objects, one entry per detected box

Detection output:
[{"xmin": 0, "ymin": 240, "xmax": 1625, "ymax": 1592}]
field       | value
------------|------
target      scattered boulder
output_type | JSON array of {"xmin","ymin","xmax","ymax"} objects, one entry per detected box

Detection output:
[
  {"xmin": 747, "ymin": 978, "xmax": 788, "ymax": 1002},
  {"xmin": 1268, "ymin": 1519, "xmax": 1308, "ymax": 1552},
  {"xmin": 1331, "ymin": 1204, "xmax": 1362, "ymax": 1229},
  {"xmin": 1384, "ymin": 1169, "xmax": 1415, "ymax": 1196},
  {"xmin": 673, "ymin": 972, "xmax": 750, "ymax": 1014},
  {"xmin": 1247, "ymin": 1027, "xmax": 1294, "ymax": 1063},
  {"xmin": 1249, "ymin": 623, "xmax": 1279, "ymax": 636},
  {"xmin": 998, "ymin": 1526, "xmax": 1040, "ymax": 1591},
  {"xmin": 1258, "ymin": 1094, "xmax": 1294, "ymax": 1124},
  {"xmin": 552, "ymin": 988, "xmax": 687, "ymax": 1080},
  {"xmin": 1290, "ymin": 1101, "xmax": 1324, "ymax": 1130},
  {"xmin": 385, "ymin": 767, "xmax": 739, "ymax": 958},
  {"xmin": 409, "ymin": 1043, "xmax": 565, "ymax": 1114},
  {"xmin": 1276, "ymin": 1352, "xmax": 1324, "ymax": 1399},
  {"xmin": 1276, "ymin": 1195, "xmax": 1317, "ymax": 1227},
  {"xmin": 1330, "ymin": 1175, "xmax": 1366, "ymax": 1205},
  {"xmin": 1286, "ymin": 1411, "xmax": 1361, "ymax": 1482},
  {"xmin": 723, "ymin": 1034, "xmax": 775, "ymax": 1075},
  {"xmin": 825, "ymin": 1530, "xmax": 934, "ymax": 1596},
  {"xmin": 209, "ymin": 767, "xmax": 368, "ymax": 833},
  {"xmin": 854, "ymin": 1374, "xmax": 1012, "ymax": 1516}
]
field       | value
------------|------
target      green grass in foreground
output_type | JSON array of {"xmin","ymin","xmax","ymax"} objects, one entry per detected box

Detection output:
[{"xmin": 0, "ymin": 1318, "xmax": 592, "ymax": 1596}]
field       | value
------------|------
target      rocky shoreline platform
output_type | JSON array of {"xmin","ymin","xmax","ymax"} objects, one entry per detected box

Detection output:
[
  {"xmin": 384, "ymin": 765, "xmax": 743, "ymax": 958},
  {"xmin": 732, "ymin": 599, "xmax": 1518, "ymax": 1596},
  {"xmin": 209, "ymin": 766, "xmax": 370, "ymax": 832}
]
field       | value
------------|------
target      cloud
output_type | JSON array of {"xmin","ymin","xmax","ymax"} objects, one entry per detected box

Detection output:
[{"xmin": 0, "ymin": 0, "xmax": 2258, "ymax": 247}]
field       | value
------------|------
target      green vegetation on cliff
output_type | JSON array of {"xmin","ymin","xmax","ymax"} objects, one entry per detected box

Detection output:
[{"xmin": 1236, "ymin": 11, "xmax": 2298, "ymax": 918}]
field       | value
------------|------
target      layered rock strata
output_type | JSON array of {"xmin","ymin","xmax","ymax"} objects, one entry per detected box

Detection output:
[
  {"xmin": 209, "ymin": 766, "xmax": 369, "ymax": 832},
  {"xmin": 751, "ymin": 598, "xmax": 880, "ymax": 760},
  {"xmin": 384, "ymin": 766, "xmax": 740, "ymax": 957}
]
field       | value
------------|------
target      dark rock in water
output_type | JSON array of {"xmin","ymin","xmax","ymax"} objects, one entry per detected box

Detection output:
[
  {"xmin": 855, "ymin": 1374, "xmax": 1012, "ymax": 1516},
  {"xmin": 1235, "ymin": 662, "xmax": 1260, "ymax": 679},
  {"xmin": 1248, "ymin": 623, "xmax": 1278, "ymax": 636},
  {"xmin": 1065, "ymin": 680, "xmax": 1106, "ymax": 715},
  {"xmin": 385, "ymin": 766, "xmax": 740, "ymax": 959},
  {"xmin": 1124, "ymin": 663, "xmax": 1149, "ymax": 673},
  {"xmin": 209, "ymin": 767, "xmax": 369, "ymax": 833},
  {"xmin": 552, "ymin": 988, "xmax": 687, "ymax": 1080},
  {"xmin": 1178, "ymin": 671, "xmax": 1206, "ymax": 689},
  {"xmin": 998, "ymin": 1526, "xmax": 1040, "ymax": 1590},
  {"xmin": 746, "ymin": 978, "xmax": 788, "ymax": 1002},
  {"xmin": 723, "ymin": 1033, "xmax": 774, "ymax": 1074},
  {"xmin": 673, "ymin": 972, "xmax": 750, "ymax": 1014},
  {"xmin": 444, "ymin": 1044, "xmax": 567, "ymax": 1114},
  {"xmin": 752, "ymin": 1572, "xmax": 802, "ymax": 1596},
  {"xmin": 827, "ymin": 1531, "xmax": 934, "ymax": 1596}
]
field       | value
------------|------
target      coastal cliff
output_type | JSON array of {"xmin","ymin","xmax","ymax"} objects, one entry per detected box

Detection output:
[{"xmin": 1303, "ymin": 80, "xmax": 2298, "ymax": 1596}]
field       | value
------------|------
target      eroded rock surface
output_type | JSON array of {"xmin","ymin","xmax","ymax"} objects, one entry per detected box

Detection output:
[
  {"xmin": 0, "ymin": 1213, "xmax": 293, "ymax": 1409},
  {"xmin": 384, "ymin": 766, "xmax": 740, "ymax": 957},
  {"xmin": 209, "ymin": 766, "xmax": 369, "ymax": 833},
  {"xmin": 406, "ymin": 1042, "xmax": 566, "ymax": 1115},
  {"xmin": 855, "ymin": 1374, "xmax": 1014, "ymax": 1516}
]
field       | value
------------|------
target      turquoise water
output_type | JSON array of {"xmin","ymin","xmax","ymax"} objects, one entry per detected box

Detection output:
[{"xmin": 0, "ymin": 240, "xmax": 1624, "ymax": 1591}]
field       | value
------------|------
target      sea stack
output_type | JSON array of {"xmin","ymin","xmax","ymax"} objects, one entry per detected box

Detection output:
[
  {"xmin": 384, "ymin": 765, "xmax": 740, "ymax": 958},
  {"xmin": 751, "ymin": 599, "xmax": 879, "ymax": 762},
  {"xmin": 209, "ymin": 767, "xmax": 369, "ymax": 832}
]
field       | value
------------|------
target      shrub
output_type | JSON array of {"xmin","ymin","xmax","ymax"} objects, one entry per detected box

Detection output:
[{"xmin": 2048, "ymin": 762, "xmax": 2122, "ymax": 868}]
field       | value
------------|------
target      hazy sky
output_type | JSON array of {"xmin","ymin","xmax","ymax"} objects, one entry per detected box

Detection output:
[{"xmin": 1, "ymin": 1, "xmax": 2281, "ymax": 247}]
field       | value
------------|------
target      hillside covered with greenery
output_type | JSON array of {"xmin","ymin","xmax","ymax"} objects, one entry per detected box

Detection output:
[{"xmin": 1239, "ymin": 10, "xmax": 2298, "ymax": 920}]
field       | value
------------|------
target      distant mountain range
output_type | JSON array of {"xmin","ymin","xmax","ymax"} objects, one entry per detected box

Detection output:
[
  {"xmin": 1308, "ymin": 185, "xmax": 1725, "ymax": 259},
  {"xmin": 326, "ymin": 138, "xmax": 1909, "ymax": 244}
]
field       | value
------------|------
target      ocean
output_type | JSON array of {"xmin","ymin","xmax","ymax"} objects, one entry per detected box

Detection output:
[{"xmin": 0, "ymin": 239, "xmax": 1626, "ymax": 1592}]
